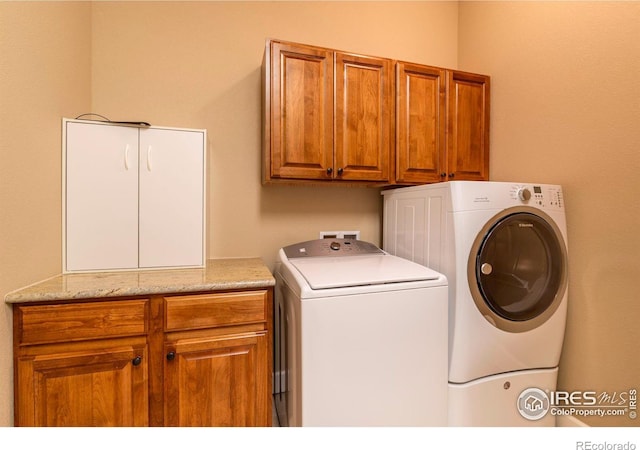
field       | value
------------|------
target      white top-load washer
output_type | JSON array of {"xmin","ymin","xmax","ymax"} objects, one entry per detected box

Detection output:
[{"xmin": 274, "ymin": 239, "xmax": 448, "ymax": 426}]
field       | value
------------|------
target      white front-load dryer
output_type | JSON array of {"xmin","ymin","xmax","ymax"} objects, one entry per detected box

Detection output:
[
  {"xmin": 383, "ymin": 181, "xmax": 569, "ymax": 426},
  {"xmin": 274, "ymin": 239, "xmax": 448, "ymax": 426}
]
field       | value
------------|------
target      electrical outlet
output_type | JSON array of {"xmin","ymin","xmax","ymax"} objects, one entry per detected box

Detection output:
[{"xmin": 319, "ymin": 231, "xmax": 360, "ymax": 240}]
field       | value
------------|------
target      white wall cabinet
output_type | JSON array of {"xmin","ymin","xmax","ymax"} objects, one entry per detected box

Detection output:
[{"xmin": 63, "ymin": 119, "xmax": 206, "ymax": 272}]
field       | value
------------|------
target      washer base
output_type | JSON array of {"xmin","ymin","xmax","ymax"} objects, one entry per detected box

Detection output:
[{"xmin": 449, "ymin": 368, "xmax": 558, "ymax": 426}]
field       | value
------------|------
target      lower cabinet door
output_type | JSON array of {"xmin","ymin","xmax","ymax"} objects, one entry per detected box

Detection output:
[
  {"xmin": 164, "ymin": 333, "xmax": 270, "ymax": 427},
  {"xmin": 16, "ymin": 342, "xmax": 149, "ymax": 426}
]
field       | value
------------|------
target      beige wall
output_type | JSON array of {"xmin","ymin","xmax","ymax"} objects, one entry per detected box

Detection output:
[
  {"xmin": 2, "ymin": 1, "xmax": 637, "ymax": 428},
  {"xmin": 0, "ymin": 2, "xmax": 92, "ymax": 426},
  {"xmin": 89, "ymin": 1, "xmax": 459, "ymax": 268},
  {"xmin": 0, "ymin": 1, "xmax": 458, "ymax": 427},
  {"xmin": 459, "ymin": 2, "xmax": 640, "ymax": 426}
]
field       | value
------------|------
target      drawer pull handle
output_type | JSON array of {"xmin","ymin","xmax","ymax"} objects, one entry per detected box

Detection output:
[
  {"xmin": 132, "ymin": 356, "xmax": 142, "ymax": 366},
  {"xmin": 166, "ymin": 351, "xmax": 176, "ymax": 361}
]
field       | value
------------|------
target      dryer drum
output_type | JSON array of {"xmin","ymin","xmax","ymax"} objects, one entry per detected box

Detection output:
[{"xmin": 468, "ymin": 208, "xmax": 568, "ymax": 333}]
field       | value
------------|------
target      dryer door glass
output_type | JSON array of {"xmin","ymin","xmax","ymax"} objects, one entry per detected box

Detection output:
[{"xmin": 475, "ymin": 212, "xmax": 565, "ymax": 322}]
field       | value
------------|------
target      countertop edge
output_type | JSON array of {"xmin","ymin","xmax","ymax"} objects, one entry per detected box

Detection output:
[
  {"xmin": 5, "ymin": 280, "xmax": 276, "ymax": 304},
  {"xmin": 5, "ymin": 258, "xmax": 275, "ymax": 305}
]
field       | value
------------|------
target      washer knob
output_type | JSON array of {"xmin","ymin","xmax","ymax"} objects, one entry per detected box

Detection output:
[
  {"xmin": 330, "ymin": 241, "xmax": 341, "ymax": 251},
  {"xmin": 517, "ymin": 188, "xmax": 532, "ymax": 202}
]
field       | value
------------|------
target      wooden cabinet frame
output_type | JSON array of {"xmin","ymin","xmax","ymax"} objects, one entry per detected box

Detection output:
[
  {"xmin": 395, "ymin": 63, "xmax": 490, "ymax": 184},
  {"xmin": 263, "ymin": 39, "xmax": 490, "ymax": 187},
  {"xmin": 13, "ymin": 288, "xmax": 273, "ymax": 427},
  {"xmin": 263, "ymin": 39, "xmax": 393, "ymax": 185},
  {"xmin": 445, "ymin": 70, "xmax": 491, "ymax": 181}
]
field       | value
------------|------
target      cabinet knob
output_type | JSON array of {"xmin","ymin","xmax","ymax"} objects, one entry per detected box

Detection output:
[
  {"xmin": 337, "ymin": 168, "xmax": 344, "ymax": 176},
  {"xmin": 440, "ymin": 172, "xmax": 447, "ymax": 178},
  {"xmin": 132, "ymin": 356, "xmax": 142, "ymax": 366},
  {"xmin": 166, "ymin": 351, "xmax": 176, "ymax": 361},
  {"xmin": 449, "ymin": 173, "xmax": 455, "ymax": 178},
  {"xmin": 326, "ymin": 167, "xmax": 333, "ymax": 176}
]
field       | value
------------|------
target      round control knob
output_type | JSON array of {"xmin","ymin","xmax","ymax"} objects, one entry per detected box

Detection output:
[
  {"xmin": 517, "ymin": 188, "xmax": 532, "ymax": 202},
  {"xmin": 330, "ymin": 241, "xmax": 341, "ymax": 251}
]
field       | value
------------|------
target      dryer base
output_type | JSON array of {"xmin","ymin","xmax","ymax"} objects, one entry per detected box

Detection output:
[{"xmin": 448, "ymin": 368, "xmax": 558, "ymax": 426}]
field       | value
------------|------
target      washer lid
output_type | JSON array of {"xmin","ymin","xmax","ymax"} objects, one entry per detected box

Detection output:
[{"xmin": 288, "ymin": 253, "xmax": 442, "ymax": 290}]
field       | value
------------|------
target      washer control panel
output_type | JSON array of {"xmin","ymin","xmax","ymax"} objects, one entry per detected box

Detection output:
[
  {"xmin": 283, "ymin": 239, "xmax": 384, "ymax": 259},
  {"xmin": 510, "ymin": 184, "xmax": 564, "ymax": 210}
]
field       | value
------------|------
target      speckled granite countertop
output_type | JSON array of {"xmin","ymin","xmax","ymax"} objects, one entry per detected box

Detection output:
[{"xmin": 4, "ymin": 258, "xmax": 275, "ymax": 304}]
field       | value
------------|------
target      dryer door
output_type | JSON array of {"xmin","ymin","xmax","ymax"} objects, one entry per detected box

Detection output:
[{"xmin": 467, "ymin": 207, "xmax": 568, "ymax": 332}]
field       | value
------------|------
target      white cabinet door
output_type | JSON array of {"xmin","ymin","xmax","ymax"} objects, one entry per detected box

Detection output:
[
  {"xmin": 138, "ymin": 128, "xmax": 205, "ymax": 268},
  {"xmin": 65, "ymin": 122, "xmax": 139, "ymax": 271},
  {"xmin": 64, "ymin": 120, "xmax": 206, "ymax": 272}
]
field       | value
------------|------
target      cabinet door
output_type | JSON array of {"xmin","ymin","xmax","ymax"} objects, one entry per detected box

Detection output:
[
  {"xmin": 268, "ymin": 41, "xmax": 334, "ymax": 180},
  {"xmin": 65, "ymin": 121, "xmax": 139, "ymax": 271},
  {"xmin": 335, "ymin": 52, "xmax": 392, "ymax": 182},
  {"xmin": 138, "ymin": 128, "xmax": 205, "ymax": 268},
  {"xmin": 16, "ymin": 341, "xmax": 148, "ymax": 426},
  {"xmin": 446, "ymin": 71, "xmax": 490, "ymax": 181},
  {"xmin": 164, "ymin": 333, "xmax": 270, "ymax": 426},
  {"xmin": 396, "ymin": 62, "xmax": 446, "ymax": 184}
]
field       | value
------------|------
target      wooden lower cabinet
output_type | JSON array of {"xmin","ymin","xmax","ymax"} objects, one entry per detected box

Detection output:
[
  {"xmin": 13, "ymin": 289, "xmax": 273, "ymax": 427},
  {"xmin": 15, "ymin": 338, "xmax": 149, "ymax": 427},
  {"xmin": 164, "ymin": 333, "xmax": 269, "ymax": 426}
]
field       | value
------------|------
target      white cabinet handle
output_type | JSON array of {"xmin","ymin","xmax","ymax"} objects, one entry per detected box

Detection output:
[
  {"xmin": 147, "ymin": 145, "xmax": 152, "ymax": 172},
  {"xmin": 124, "ymin": 144, "xmax": 130, "ymax": 170}
]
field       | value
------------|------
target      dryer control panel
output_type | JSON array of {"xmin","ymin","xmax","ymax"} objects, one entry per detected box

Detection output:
[
  {"xmin": 510, "ymin": 184, "xmax": 564, "ymax": 210},
  {"xmin": 283, "ymin": 238, "xmax": 384, "ymax": 259}
]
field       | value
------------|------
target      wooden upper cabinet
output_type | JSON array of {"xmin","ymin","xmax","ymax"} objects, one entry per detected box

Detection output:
[
  {"xmin": 335, "ymin": 52, "xmax": 392, "ymax": 182},
  {"xmin": 395, "ymin": 62, "xmax": 446, "ymax": 184},
  {"xmin": 264, "ymin": 39, "xmax": 490, "ymax": 186},
  {"xmin": 395, "ymin": 64, "xmax": 490, "ymax": 184},
  {"xmin": 446, "ymin": 70, "xmax": 490, "ymax": 181},
  {"xmin": 264, "ymin": 39, "xmax": 392, "ymax": 184},
  {"xmin": 267, "ymin": 41, "xmax": 333, "ymax": 181}
]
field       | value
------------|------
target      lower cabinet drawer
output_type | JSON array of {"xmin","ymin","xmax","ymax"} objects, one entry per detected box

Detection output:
[
  {"xmin": 164, "ymin": 290, "xmax": 267, "ymax": 331},
  {"xmin": 17, "ymin": 300, "xmax": 148, "ymax": 345}
]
